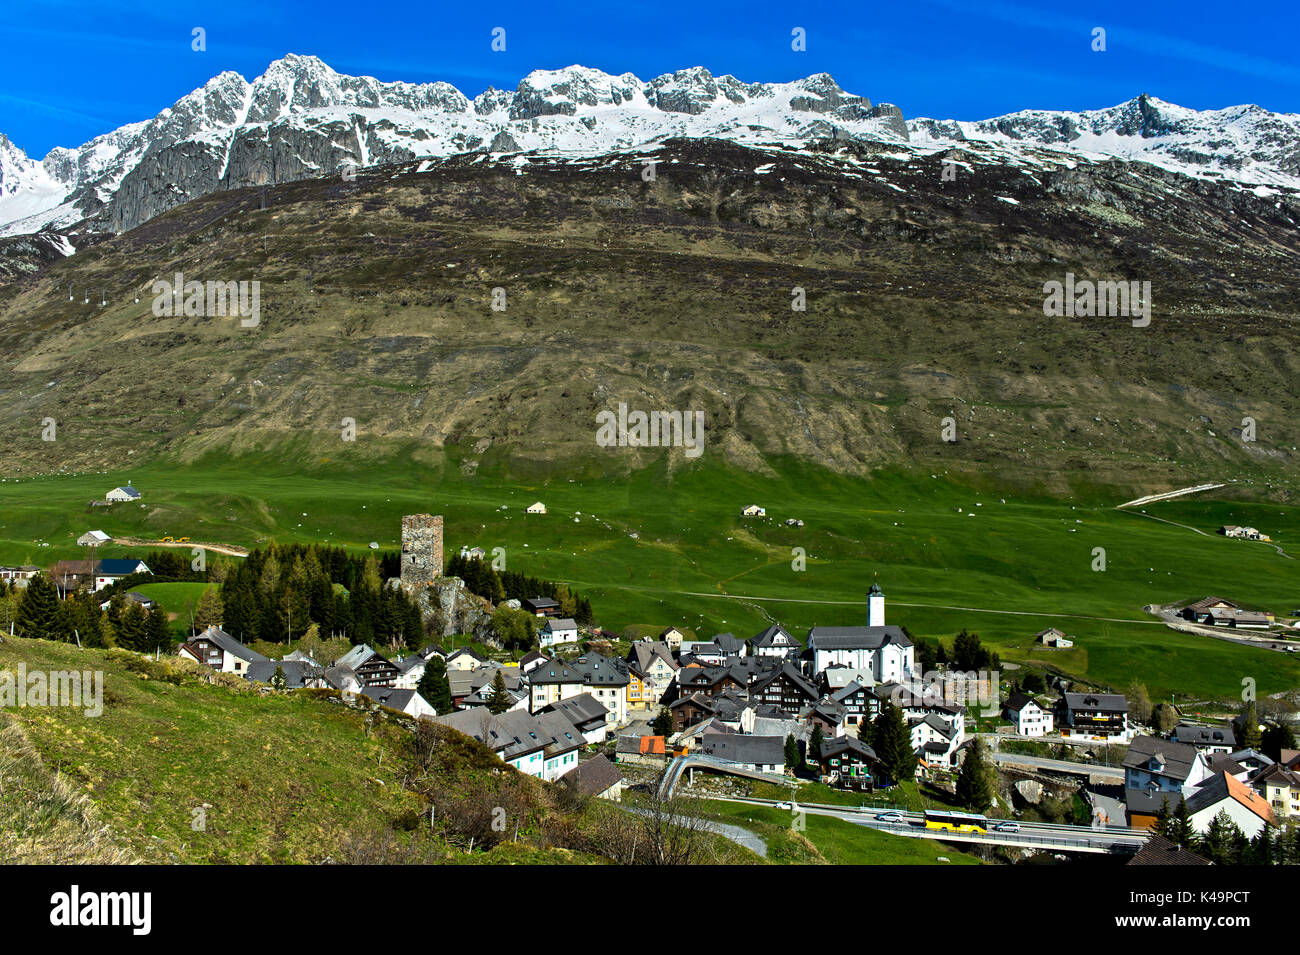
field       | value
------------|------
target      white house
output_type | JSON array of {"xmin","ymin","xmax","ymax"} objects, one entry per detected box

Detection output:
[
  {"xmin": 1123, "ymin": 736, "xmax": 1213, "ymax": 794},
  {"xmin": 1034, "ymin": 627, "xmax": 1075, "ymax": 648},
  {"xmin": 540, "ymin": 617, "xmax": 580, "ymax": 648},
  {"xmin": 527, "ymin": 658, "xmax": 588, "ymax": 713},
  {"xmin": 750, "ymin": 623, "xmax": 800, "ymax": 659},
  {"xmin": 1004, "ymin": 692, "xmax": 1055, "ymax": 737},
  {"xmin": 178, "ymin": 625, "xmax": 268, "ymax": 675},
  {"xmin": 526, "ymin": 502, "xmax": 547, "ymax": 514},
  {"xmin": 360, "ymin": 686, "xmax": 438, "ymax": 719},
  {"xmin": 741, "ymin": 504, "xmax": 766, "ymax": 517},
  {"xmin": 434, "ymin": 708, "xmax": 584, "ymax": 782},
  {"xmin": 1185, "ymin": 772, "xmax": 1274, "ymax": 837},
  {"xmin": 105, "ymin": 485, "xmax": 142, "ymax": 502},
  {"xmin": 77, "ymin": 530, "xmax": 112, "ymax": 547},
  {"xmin": 92, "ymin": 558, "xmax": 151, "ymax": 591},
  {"xmin": 444, "ymin": 647, "xmax": 487, "ymax": 672},
  {"xmin": 393, "ymin": 646, "xmax": 444, "ymax": 689},
  {"xmin": 911, "ymin": 713, "xmax": 961, "ymax": 768}
]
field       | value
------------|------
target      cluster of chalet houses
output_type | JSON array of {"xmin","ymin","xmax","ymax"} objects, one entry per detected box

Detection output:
[
  {"xmin": 175, "ymin": 620, "xmax": 628, "ymax": 800},
  {"xmin": 175, "ymin": 583, "xmax": 973, "ymax": 793},
  {"xmin": 1002, "ymin": 691, "xmax": 1135, "ymax": 742},
  {"xmin": 1001, "ymin": 688, "xmax": 1300, "ymax": 833},
  {"xmin": 0, "ymin": 553, "xmax": 153, "ymax": 597},
  {"xmin": 165, "ymin": 581, "xmax": 1300, "ymax": 823},
  {"xmin": 47, "ymin": 558, "xmax": 152, "ymax": 596},
  {"xmin": 1120, "ymin": 726, "xmax": 1300, "ymax": 836}
]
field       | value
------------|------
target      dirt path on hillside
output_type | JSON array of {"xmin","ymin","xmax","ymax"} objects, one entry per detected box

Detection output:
[
  {"xmin": 1116, "ymin": 496, "xmax": 1293, "ymax": 559},
  {"xmin": 1116, "ymin": 483, "xmax": 1227, "ymax": 509},
  {"xmin": 115, "ymin": 537, "xmax": 249, "ymax": 557}
]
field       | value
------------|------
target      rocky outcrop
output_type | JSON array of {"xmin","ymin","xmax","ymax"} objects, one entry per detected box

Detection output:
[
  {"xmin": 416, "ymin": 576, "xmax": 496, "ymax": 643},
  {"xmin": 868, "ymin": 104, "xmax": 909, "ymax": 140}
]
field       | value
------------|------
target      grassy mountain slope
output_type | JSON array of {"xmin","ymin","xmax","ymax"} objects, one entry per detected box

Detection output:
[
  {"xmin": 1, "ymin": 138, "xmax": 1298, "ymax": 491},
  {"xmin": 2, "ymin": 458, "xmax": 1298, "ymax": 700}
]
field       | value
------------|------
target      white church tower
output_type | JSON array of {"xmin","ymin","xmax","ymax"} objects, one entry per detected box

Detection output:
[{"xmin": 867, "ymin": 579, "xmax": 885, "ymax": 627}]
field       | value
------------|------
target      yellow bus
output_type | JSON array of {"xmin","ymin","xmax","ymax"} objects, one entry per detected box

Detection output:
[{"xmin": 924, "ymin": 810, "xmax": 988, "ymax": 834}]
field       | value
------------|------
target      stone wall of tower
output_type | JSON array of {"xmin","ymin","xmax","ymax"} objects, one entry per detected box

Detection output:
[{"xmin": 400, "ymin": 514, "xmax": 443, "ymax": 592}]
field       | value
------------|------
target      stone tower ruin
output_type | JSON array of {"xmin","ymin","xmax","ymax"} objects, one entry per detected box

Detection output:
[{"xmin": 400, "ymin": 514, "xmax": 443, "ymax": 592}]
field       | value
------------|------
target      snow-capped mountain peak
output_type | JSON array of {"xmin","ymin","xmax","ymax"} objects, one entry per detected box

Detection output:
[{"xmin": 2, "ymin": 56, "xmax": 1299, "ymax": 240}]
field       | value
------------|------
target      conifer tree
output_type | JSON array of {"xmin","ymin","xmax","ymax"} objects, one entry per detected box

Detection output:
[
  {"xmin": 956, "ymin": 739, "xmax": 994, "ymax": 810},
  {"xmin": 417, "ymin": 656, "xmax": 452, "ymax": 714},
  {"xmin": 486, "ymin": 670, "xmax": 512, "ymax": 714},
  {"xmin": 872, "ymin": 702, "xmax": 917, "ymax": 786},
  {"xmin": 16, "ymin": 575, "xmax": 61, "ymax": 640},
  {"xmin": 784, "ymin": 734, "xmax": 800, "ymax": 772}
]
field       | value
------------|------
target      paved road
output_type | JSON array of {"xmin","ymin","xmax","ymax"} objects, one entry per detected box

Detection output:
[
  {"xmin": 702, "ymin": 795, "xmax": 1146, "ymax": 855},
  {"xmin": 986, "ymin": 750, "xmax": 1125, "ymax": 782},
  {"xmin": 626, "ymin": 806, "xmax": 767, "ymax": 858}
]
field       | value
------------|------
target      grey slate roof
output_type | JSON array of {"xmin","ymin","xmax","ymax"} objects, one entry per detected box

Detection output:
[
  {"xmin": 245, "ymin": 659, "xmax": 322, "ymax": 687},
  {"xmin": 336, "ymin": 644, "xmax": 380, "ymax": 670},
  {"xmin": 1125, "ymin": 787, "xmax": 1183, "ymax": 816},
  {"xmin": 1123, "ymin": 735, "xmax": 1200, "ymax": 782},
  {"xmin": 361, "ymin": 687, "xmax": 426, "ymax": 712},
  {"xmin": 323, "ymin": 665, "xmax": 359, "ymax": 690},
  {"xmin": 542, "ymin": 692, "xmax": 609, "ymax": 729},
  {"xmin": 570, "ymin": 651, "xmax": 630, "ymax": 688},
  {"xmin": 627, "ymin": 640, "xmax": 677, "ymax": 673},
  {"xmin": 1171, "ymin": 723, "xmax": 1237, "ymax": 748},
  {"xmin": 806, "ymin": 625, "xmax": 912, "ymax": 650},
  {"xmin": 713, "ymin": 632, "xmax": 746, "ymax": 654},
  {"xmin": 436, "ymin": 708, "xmax": 583, "ymax": 762},
  {"xmin": 697, "ymin": 734, "xmax": 785, "ymax": 767},
  {"xmin": 1063, "ymin": 692, "xmax": 1129, "ymax": 713},
  {"xmin": 750, "ymin": 623, "xmax": 797, "ymax": 648},
  {"xmin": 527, "ymin": 659, "xmax": 585, "ymax": 685},
  {"xmin": 559, "ymin": 754, "xmax": 624, "ymax": 798},
  {"xmin": 195, "ymin": 626, "xmax": 268, "ymax": 664}
]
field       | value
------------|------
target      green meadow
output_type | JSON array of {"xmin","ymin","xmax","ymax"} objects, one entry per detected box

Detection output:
[{"xmin": 2, "ymin": 451, "xmax": 1298, "ymax": 700}]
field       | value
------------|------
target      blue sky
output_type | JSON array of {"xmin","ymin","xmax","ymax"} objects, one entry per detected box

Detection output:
[{"xmin": 3, "ymin": 0, "xmax": 1297, "ymax": 157}]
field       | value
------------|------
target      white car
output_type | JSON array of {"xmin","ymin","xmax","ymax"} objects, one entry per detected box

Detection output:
[
  {"xmin": 875, "ymin": 811, "xmax": 904, "ymax": 822},
  {"xmin": 993, "ymin": 822, "xmax": 1021, "ymax": 833}
]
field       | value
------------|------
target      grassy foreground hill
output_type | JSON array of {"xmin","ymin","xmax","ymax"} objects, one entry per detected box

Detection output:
[{"xmin": 1, "ymin": 636, "xmax": 976, "ymax": 865}]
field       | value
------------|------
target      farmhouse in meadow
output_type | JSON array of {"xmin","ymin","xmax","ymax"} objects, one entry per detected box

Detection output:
[
  {"xmin": 1034, "ymin": 627, "xmax": 1075, "ymax": 648},
  {"xmin": 1179, "ymin": 596, "xmax": 1272, "ymax": 629},
  {"xmin": 526, "ymin": 502, "xmax": 547, "ymax": 514},
  {"xmin": 93, "ymin": 558, "xmax": 151, "ymax": 591},
  {"xmin": 105, "ymin": 485, "xmax": 142, "ymax": 502},
  {"xmin": 741, "ymin": 504, "xmax": 766, "ymax": 517}
]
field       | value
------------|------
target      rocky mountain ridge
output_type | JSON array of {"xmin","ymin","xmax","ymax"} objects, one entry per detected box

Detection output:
[{"xmin": 4, "ymin": 55, "xmax": 1298, "ymax": 241}]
